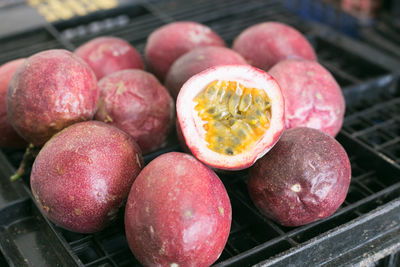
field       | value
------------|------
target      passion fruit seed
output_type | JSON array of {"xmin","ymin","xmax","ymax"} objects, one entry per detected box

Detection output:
[{"xmin": 194, "ymin": 80, "xmax": 271, "ymax": 155}]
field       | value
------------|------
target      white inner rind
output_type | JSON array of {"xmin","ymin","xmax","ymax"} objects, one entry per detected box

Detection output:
[{"xmin": 177, "ymin": 65, "xmax": 285, "ymax": 170}]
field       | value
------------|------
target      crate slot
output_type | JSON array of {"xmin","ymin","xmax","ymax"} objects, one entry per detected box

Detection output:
[
  {"xmin": 228, "ymin": 225, "xmax": 282, "ymax": 254},
  {"xmin": 98, "ymin": 233, "xmax": 127, "ymax": 255},
  {"xmin": 216, "ymin": 240, "xmax": 293, "ymax": 267},
  {"xmin": 291, "ymin": 210, "xmax": 359, "ymax": 244},
  {"xmin": 72, "ymin": 240, "xmax": 105, "ymax": 264},
  {"xmin": 341, "ymin": 75, "xmax": 400, "ymax": 167},
  {"xmin": 346, "ymin": 185, "xmax": 369, "ymax": 203},
  {"xmin": 58, "ymin": 229, "xmax": 90, "ymax": 245},
  {"xmin": 314, "ymin": 37, "xmax": 389, "ymax": 86},
  {"xmin": 359, "ymin": 130, "xmax": 394, "ymax": 148},
  {"xmin": 110, "ymin": 249, "xmax": 140, "ymax": 266},
  {"xmin": 0, "ymin": 249, "xmax": 8, "ymax": 267},
  {"xmin": 343, "ymin": 118, "xmax": 373, "ymax": 133},
  {"xmin": 0, "ymin": 199, "xmax": 78, "ymax": 266},
  {"xmin": 375, "ymin": 249, "xmax": 400, "ymax": 267},
  {"xmin": 357, "ymin": 177, "xmax": 386, "ymax": 192},
  {"xmin": 381, "ymin": 143, "xmax": 400, "ymax": 164},
  {"xmin": 86, "ymin": 258, "xmax": 114, "ymax": 267}
]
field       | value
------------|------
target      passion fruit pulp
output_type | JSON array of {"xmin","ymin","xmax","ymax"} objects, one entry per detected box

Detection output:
[
  {"xmin": 177, "ymin": 65, "xmax": 285, "ymax": 170},
  {"xmin": 165, "ymin": 46, "xmax": 247, "ymax": 99}
]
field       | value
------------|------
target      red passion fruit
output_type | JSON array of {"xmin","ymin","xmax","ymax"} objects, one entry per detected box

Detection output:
[
  {"xmin": 165, "ymin": 46, "xmax": 247, "ymax": 99},
  {"xmin": 125, "ymin": 152, "xmax": 231, "ymax": 267},
  {"xmin": 233, "ymin": 22, "xmax": 317, "ymax": 70},
  {"xmin": 269, "ymin": 59, "xmax": 345, "ymax": 137},
  {"xmin": 145, "ymin": 21, "xmax": 226, "ymax": 81},
  {"xmin": 176, "ymin": 65, "xmax": 285, "ymax": 170},
  {"xmin": 248, "ymin": 127, "xmax": 351, "ymax": 227},
  {"xmin": 0, "ymin": 58, "xmax": 27, "ymax": 148},
  {"xmin": 31, "ymin": 121, "xmax": 143, "ymax": 233},
  {"xmin": 74, "ymin": 36, "xmax": 144, "ymax": 80},
  {"xmin": 7, "ymin": 49, "xmax": 99, "ymax": 146},
  {"xmin": 94, "ymin": 69, "xmax": 174, "ymax": 154}
]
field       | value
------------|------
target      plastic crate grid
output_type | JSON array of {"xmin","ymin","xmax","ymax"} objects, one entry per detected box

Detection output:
[{"xmin": 343, "ymin": 78, "xmax": 400, "ymax": 166}]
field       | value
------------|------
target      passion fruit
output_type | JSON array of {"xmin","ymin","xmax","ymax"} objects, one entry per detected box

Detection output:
[
  {"xmin": 125, "ymin": 152, "xmax": 231, "ymax": 266},
  {"xmin": 74, "ymin": 36, "xmax": 144, "ymax": 80},
  {"xmin": 145, "ymin": 21, "xmax": 226, "ymax": 81},
  {"xmin": 94, "ymin": 69, "xmax": 174, "ymax": 154},
  {"xmin": 7, "ymin": 49, "xmax": 99, "ymax": 146},
  {"xmin": 31, "ymin": 121, "xmax": 143, "ymax": 233},
  {"xmin": 232, "ymin": 22, "xmax": 317, "ymax": 70},
  {"xmin": 248, "ymin": 127, "xmax": 351, "ymax": 227},
  {"xmin": 0, "ymin": 58, "xmax": 27, "ymax": 148},
  {"xmin": 269, "ymin": 59, "xmax": 345, "ymax": 137},
  {"xmin": 176, "ymin": 65, "xmax": 285, "ymax": 170},
  {"xmin": 165, "ymin": 46, "xmax": 247, "ymax": 99}
]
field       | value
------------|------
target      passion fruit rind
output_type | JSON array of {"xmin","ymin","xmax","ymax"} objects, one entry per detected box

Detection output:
[
  {"xmin": 269, "ymin": 59, "xmax": 345, "ymax": 137},
  {"xmin": 177, "ymin": 65, "xmax": 285, "ymax": 170},
  {"xmin": 145, "ymin": 21, "xmax": 226, "ymax": 81},
  {"xmin": 0, "ymin": 58, "xmax": 27, "ymax": 148},
  {"xmin": 248, "ymin": 127, "xmax": 351, "ymax": 226}
]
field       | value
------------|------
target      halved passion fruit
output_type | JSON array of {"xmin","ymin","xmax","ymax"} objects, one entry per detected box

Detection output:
[{"xmin": 176, "ymin": 65, "xmax": 285, "ymax": 170}]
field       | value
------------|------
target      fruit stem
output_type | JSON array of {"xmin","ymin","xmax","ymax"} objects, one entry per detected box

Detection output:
[{"xmin": 10, "ymin": 143, "xmax": 38, "ymax": 182}]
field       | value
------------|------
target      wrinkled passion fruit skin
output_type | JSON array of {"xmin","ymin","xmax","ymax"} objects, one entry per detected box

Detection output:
[
  {"xmin": 145, "ymin": 21, "xmax": 226, "ymax": 81},
  {"xmin": 7, "ymin": 49, "xmax": 99, "ymax": 146},
  {"xmin": 165, "ymin": 46, "xmax": 247, "ymax": 99},
  {"xmin": 0, "ymin": 58, "xmax": 27, "ymax": 148},
  {"xmin": 248, "ymin": 127, "xmax": 351, "ymax": 227},
  {"xmin": 31, "ymin": 121, "xmax": 143, "ymax": 233},
  {"xmin": 233, "ymin": 22, "xmax": 317, "ymax": 70},
  {"xmin": 74, "ymin": 36, "xmax": 144, "ymax": 80},
  {"xmin": 269, "ymin": 59, "xmax": 345, "ymax": 137},
  {"xmin": 95, "ymin": 69, "xmax": 174, "ymax": 154},
  {"xmin": 125, "ymin": 152, "xmax": 231, "ymax": 267}
]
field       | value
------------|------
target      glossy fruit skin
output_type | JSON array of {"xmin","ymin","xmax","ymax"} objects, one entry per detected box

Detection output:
[
  {"xmin": 268, "ymin": 59, "xmax": 345, "ymax": 137},
  {"xmin": 0, "ymin": 58, "xmax": 27, "ymax": 148},
  {"xmin": 74, "ymin": 36, "xmax": 144, "ymax": 80},
  {"xmin": 7, "ymin": 49, "xmax": 99, "ymax": 146},
  {"xmin": 248, "ymin": 127, "xmax": 351, "ymax": 227},
  {"xmin": 125, "ymin": 152, "xmax": 231, "ymax": 267},
  {"xmin": 145, "ymin": 21, "xmax": 226, "ymax": 81},
  {"xmin": 95, "ymin": 69, "xmax": 174, "ymax": 154},
  {"xmin": 165, "ymin": 46, "xmax": 247, "ymax": 99},
  {"xmin": 233, "ymin": 22, "xmax": 317, "ymax": 70},
  {"xmin": 176, "ymin": 64, "xmax": 285, "ymax": 170},
  {"xmin": 31, "ymin": 121, "xmax": 143, "ymax": 233}
]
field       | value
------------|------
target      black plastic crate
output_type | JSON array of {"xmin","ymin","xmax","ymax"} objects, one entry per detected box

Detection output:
[
  {"xmin": 342, "ymin": 74, "xmax": 400, "ymax": 167},
  {"xmin": 283, "ymin": 0, "xmax": 400, "ymax": 61},
  {"xmin": 1, "ymin": 0, "xmax": 400, "ymax": 266},
  {"xmin": 360, "ymin": 20, "xmax": 400, "ymax": 60}
]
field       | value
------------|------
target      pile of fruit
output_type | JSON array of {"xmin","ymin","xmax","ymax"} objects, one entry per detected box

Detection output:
[{"xmin": 0, "ymin": 21, "xmax": 351, "ymax": 266}]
